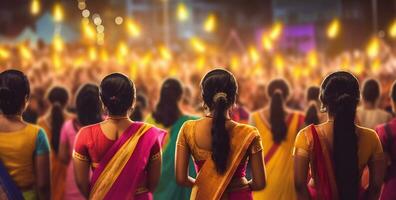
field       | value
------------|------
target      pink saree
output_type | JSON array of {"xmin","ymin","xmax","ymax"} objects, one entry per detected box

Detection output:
[{"xmin": 89, "ymin": 122, "xmax": 165, "ymax": 200}]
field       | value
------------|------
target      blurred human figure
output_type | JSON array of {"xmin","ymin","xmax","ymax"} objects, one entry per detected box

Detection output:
[
  {"xmin": 175, "ymin": 69, "xmax": 266, "ymax": 199},
  {"xmin": 357, "ymin": 78, "xmax": 392, "ymax": 129},
  {"xmin": 58, "ymin": 83, "xmax": 102, "ymax": 200},
  {"xmin": 0, "ymin": 70, "xmax": 50, "ymax": 200},
  {"xmin": 145, "ymin": 78, "xmax": 197, "ymax": 200},
  {"xmin": 73, "ymin": 73, "xmax": 165, "ymax": 199},
  {"xmin": 38, "ymin": 86, "xmax": 70, "ymax": 200},
  {"xmin": 294, "ymin": 71, "xmax": 385, "ymax": 200},
  {"xmin": 130, "ymin": 93, "xmax": 148, "ymax": 121},
  {"xmin": 304, "ymin": 86, "xmax": 327, "ymax": 126},
  {"xmin": 251, "ymin": 79, "xmax": 304, "ymax": 200},
  {"xmin": 375, "ymin": 80, "xmax": 396, "ymax": 200},
  {"xmin": 230, "ymin": 96, "xmax": 250, "ymax": 124}
]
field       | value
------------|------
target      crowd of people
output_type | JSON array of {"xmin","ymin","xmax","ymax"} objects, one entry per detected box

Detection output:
[{"xmin": 0, "ymin": 40, "xmax": 395, "ymax": 200}]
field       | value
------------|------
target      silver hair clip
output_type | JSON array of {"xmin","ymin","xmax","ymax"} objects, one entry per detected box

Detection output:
[{"xmin": 213, "ymin": 92, "xmax": 227, "ymax": 102}]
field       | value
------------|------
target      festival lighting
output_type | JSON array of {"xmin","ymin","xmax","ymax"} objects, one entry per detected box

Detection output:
[
  {"xmin": 389, "ymin": 20, "xmax": 396, "ymax": 38},
  {"xmin": 190, "ymin": 37, "xmax": 206, "ymax": 53},
  {"xmin": 78, "ymin": 1, "xmax": 86, "ymax": 10},
  {"xmin": 248, "ymin": 46, "xmax": 260, "ymax": 63},
  {"xmin": 52, "ymin": 53, "xmax": 62, "ymax": 71},
  {"xmin": 82, "ymin": 20, "xmax": 96, "ymax": 40},
  {"xmin": 0, "ymin": 47, "xmax": 10, "ymax": 60},
  {"xmin": 82, "ymin": 9, "xmax": 90, "ymax": 18},
  {"xmin": 52, "ymin": 34, "xmax": 64, "ymax": 52},
  {"xmin": 116, "ymin": 41, "xmax": 128, "ymax": 64},
  {"xmin": 141, "ymin": 52, "xmax": 152, "ymax": 66},
  {"xmin": 230, "ymin": 55, "xmax": 239, "ymax": 71},
  {"xmin": 18, "ymin": 45, "xmax": 32, "ymax": 60},
  {"xmin": 366, "ymin": 37, "xmax": 380, "ymax": 58},
  {"xmin": 126, "ymin": 19, "xmax": 141, "ymax": 38},
  {"xmin": 371, "ymin": 58, "xmax": 381, "ymax": 73},
  {"xmin": 274, "ymin": 54, "xmax": 285, "ymax": 72},
  {"xmin": 88, "ymin": 46, "xmax": 97, "ymax": 61},
  {"xmin": 204, "ymin": 13, "xmax": 217, "ymax": 33},
  {"xmin": 270, "ymin": 22, "xmax": 283, "ymax": 40},
  {"xmin": 30, "ymin": 0, "xmax": 40, "ymax": 15},
  {"xmin": 196, "ymin": 55, "xmax": 206, "ymax": 71},
  {"xmin": 99, "ymin": 48, "xmax": 109, "ymax": 62},
  {"xmin": 327, "ymin": 19, "xmax": 340, "ymax": 39},
  {"xmin": 261, "ymin": 34, "xmax": 272, "ymax": 51},
  {"xmin": 159, "ymin": 45, "xmax": 172, "ymax": 61},
  {"xmin": 307, "ymin": 50, "xmax": 318, "ymax": 68},
  {"xmin": 115, "ymin": 16, "xmax": 123, "ymax": 25},
  {"xmin": 177, "ymin": 3, "xmax": 189, "ymax": 22},
  {"xmin": 53, "ymin": 3, "xmax": 64, "ymax": 22}
]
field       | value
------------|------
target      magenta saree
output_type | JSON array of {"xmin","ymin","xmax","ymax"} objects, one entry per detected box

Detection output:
[{"xmin": 89, "ymin": 122, "xmax": 165, "ymax": 200}]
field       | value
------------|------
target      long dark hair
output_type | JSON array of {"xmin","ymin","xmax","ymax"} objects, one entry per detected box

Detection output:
[
  {"xmin": 305, "ymin": 86, "xmax": 320, "ymax": 125},
  {"xmin": 130, "ymin": 93, "xmax": 148, "ymax": 122},
  {"xmin": 75, "ymin": 84, "xmax": 102, "ymax": 126},
  {"xmin": 152, "ymin": 78, "xmax": 183, "ymax": 127},
  {"xmin": 201, "ymin": 68, "xmax": 237, "ymax": 174},
  {"xmin": 320, "ymin": 71, "xmax": 360, "ymax": 200},
  {"xmin": 100, "ymin": 73, "xmax": 135, "ymax": 116},
  {"xmin": 0, "ymin": 70, "xmax": 30, "ymax": 116},
  {"xmin": 47, "ymin": 86, "xmax": 69, "ymax": 154},
  {"xmin": 267, "ymin": 79, "xmax": 289, "ymax": 144}
]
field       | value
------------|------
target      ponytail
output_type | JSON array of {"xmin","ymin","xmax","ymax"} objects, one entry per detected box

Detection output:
[
  {"xmin": 211, "ymin": 93, "xmax": 230, "ymax": 174},
  {"xmin": 333, "ymin": 94, "xmax": 359, "ymax": 200},
  {"xmin": 304, "ymin": 102, "xmax": 319, "ymax": 125},
  {"xmin": 270, "ymin": 90, "xmax": 287, "ymax": 143},
  {"xmin": 50, "ymin": 103, "xmax": 64, "ymax": 154}
]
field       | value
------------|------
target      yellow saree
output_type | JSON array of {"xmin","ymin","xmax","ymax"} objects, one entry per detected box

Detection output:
[
  {"xmin": 190, "ymin": 124, "xmax": 258, "ymax": 200},
  {"xmin": 251, "ymin": 112, "xmax": 303, "ymax": 200}
]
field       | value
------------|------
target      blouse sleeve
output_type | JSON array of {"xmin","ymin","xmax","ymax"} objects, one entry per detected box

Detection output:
[
  {"xmin": 293, "ymin": 128, "xmax": 311, "ymax": 158},
  {"xmin": 369, "ymin": 130, "xmax": 384, "ymax": 162},
  {"xmin": 73, "ymin": 127, "xmax": 90, "ymax": 162},
  {"xmin": 176, "ymin": 122, "xmax": 190, "ymax": 150},
  {"xmin": 35, "ymin": 128, "xmax": 50, "ymax": 156},
  {"xmin": 149, "ymin": 137, "xmax": 162, "ymax": 161},
  {"xmin": 249, "ymin": 131, "xmax": 263, "ymax": 154}
]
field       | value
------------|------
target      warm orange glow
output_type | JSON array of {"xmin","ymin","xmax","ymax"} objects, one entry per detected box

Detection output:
[
  {"xmin": 190, "ymin": 37, "xmax": 206, "ymax": 53},
  {"xmin": 0, "ymin": 47, "xmax": 10, "ymax": 60},
  {"xmin": 52, "ymin": 34, "xmax": 64, "ymax": 52},
  {"xmin": 19, "ymin": 45, "xmax": 32, "ymax": 60},
  {"xmin": 274, "ymin": 54, "xmax": 284, "ymax": 72},
  {"xmin": 159, "ymin": 45, "xmax": 172, "ymax": 61},
  {"xmin": 307, "ymin": 50, "xmax": 318, "ymax": 68},
  {"xmin": 327, "ymin": 19, "xmax": 340, "ymax": 39},
  {"xmin": 177, "ymin": 3, "xmax": 189, "ymax": 22},
  {"xmin": 389, "ymin": 20, "xmax": 396, "ymax": 38},
  {"xmin": 270, "ymin": 22, "xmax": 283, "ymax": 40},
  {"xmin": 126, "ymin": 19, "xmax": 141, "ymax": 38},
  {"xmin": 248, "ymin": 46, "xmax": 260, "ymax": 63},
  {"xmin": 30, "ymin": 0, "xmax": 40, "ymax": 15},
  {"xmin": 53, "ymin": 3, "xmax": 64, "ymax": 22},
  {"xmin": 82, "ymin": 20, "xmax": 96, "ymax": 40},
  {"xmin": 366, "ymin": 37, "xmax": 380, "ymax": 58},
  {"xmin": 204, "ymin": 13, "xmax": 216, "ymax": 33},
  {"xmin": 261, "ymin": 34, "xmax": 272, "ymax": 51},
  {"xmin": 88, "ymin": 46, "xmax": 97, "ymax": 61}
]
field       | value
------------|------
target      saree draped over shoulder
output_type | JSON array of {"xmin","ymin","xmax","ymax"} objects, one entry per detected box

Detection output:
[
  {"xmin": 74, "ymin": 122, "xmax": 166, "ymax": 200},
  {"xmin": 251, "ymin": 112, "xmax": 304, "ymax": 200}
]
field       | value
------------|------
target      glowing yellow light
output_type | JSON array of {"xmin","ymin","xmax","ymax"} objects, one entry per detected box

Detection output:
[
  {"xmin": 274, "ymin": 54, "xmax": 284, "ymax": 72},
  {"xmin": 130, "ymin": 63, "xmax": 138, "ymax": 79},
  {"xmin": 270, "ymin": 22, "xmax": 283, "ymax": 40},
  {"xmin": 307, "ymin": 50, "xmax": 318, "ymax": 68},
  {"xmin": 126, "ymin": 19, "xmax": 141, "ymax": 38},
  {"xmin": 389, "ymin": 20, "xmax": 396, "ymax": 38},
  {"xmin": 141, "ymin": 52, "xmax": 152, "ymax": 66},
  {"xmin": 159, "ymin": 45, "xmax": 172, "ymax": 61},
  {"xmin": 30, "ymin": 0, "xmax": 40, "ymax": 15},
  {"xmin": 88, "ymin": 46, "xmax": 97, "ymax": 61},
  {"xmin": 0, "ymin": 47, "xmax": 10, "ymax": 60},
  {"xmin": 82, "ymin": 20, "xmax": 96, "ymax": 40},
  {"xmin": 52, "ymin": 34, "xmax": 64, "ymax": 52},
  {"xmin": 261, "ymin": 35, "xmax": 272, "ymax": 51},
  {"xmin": 248, "ymin": 46, "xmax": 260, "ymax": 63},
  {"xmin": 327, "ymin": 19, "xmax": 340, "ymax": 39},
  {"xmin": 52, "ymin": 54, "xmax": 62, "ymax": 71},
  {"xmin": 204, "ymin": 13, "xmax": 216, "ymax": 33},
  {"xmin": 19, "ymin": 45, "xmax": 32, "ymax": 60},
  {"xmin": 190, "ymin": 37, "xmax": 206, "ymax": 53},
  {"xmin": 366, "ymin": 37, "xmax": 380, "ymax": 58},
  {"xmin": 99, "ymin": 49, "xmax": 109, "ymax": 62},
  {"xmin": 53, "ymin": 3, "xmax": 64, "ymax": 22},
  {"xmin": 117, "ymin": 41, "xmax": 128, "ymax": 64},
  {"xmin": 115, "ymin": 16, "xmax": 123, "ymax": 25},
  {"xmin": 371, "ymin": 58, "xmax": 381, "ymax": 73},
  {"xmin": 230, "ymin": 55, "xmax": 239, "ymax": 72},
  {"xmin": 177, "ymin": 3, "xmax": 189, "ymax": 22},
  {"xmin": 353, "ymin": 62, "xmax": 364, "ymax": 75},
  {"xmin": 196, "ymin": 56, "xmax": 206, "ymax": 71}
]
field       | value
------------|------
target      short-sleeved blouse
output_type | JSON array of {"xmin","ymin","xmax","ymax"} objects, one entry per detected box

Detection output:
[
  {"xmin": 176, "ymin": 119, "xmax": 263, "ymax": 177},
  {"xmin": 294, "ymin": 123, "xmax": 384, "ymax": 172}
]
